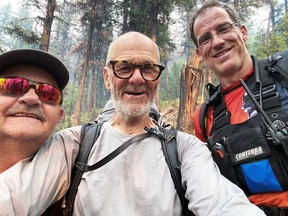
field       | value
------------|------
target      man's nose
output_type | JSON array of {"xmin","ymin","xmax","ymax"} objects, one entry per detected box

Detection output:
[
  {"xmin": 211, "ymin": 32, "xmax": 225, "ymax": 47},
  {"xmin": 129, "ymin": 68, "xmax": 145, "ymax": 84},
  {"xmin": 18, "ymin": 88, "xmax": 41, "ymax": 106}
]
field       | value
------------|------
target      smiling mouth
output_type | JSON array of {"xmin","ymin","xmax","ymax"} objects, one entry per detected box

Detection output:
[
  {"xmin": 214, "ymin": 48, "xmax": 232, "ymax": 58},
  {"xmin": 126, "ymin": 91, "xmax": 145, "ymax": 96},
  {"xmin": 12, "ymin": 113, "xmax": 40, "ymax": 120}
]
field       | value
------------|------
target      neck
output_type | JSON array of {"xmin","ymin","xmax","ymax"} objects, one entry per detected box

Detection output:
[
  {"xmin": 0, "ymin": 138, "xmax": 40, "ymax": 173},
  {"xmin": 110, "ymin": 114, "xmax": 155, "ymax": 135}
]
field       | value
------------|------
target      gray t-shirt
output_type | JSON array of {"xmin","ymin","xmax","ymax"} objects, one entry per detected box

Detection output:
[{"xmin": 73, "ymin": 122, "xmax": 264, "ymax": 216}]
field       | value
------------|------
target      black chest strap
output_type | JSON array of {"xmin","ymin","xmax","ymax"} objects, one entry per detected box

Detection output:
[
  {"xmin": 206, "ymin": 54, "xmax": 285, "ymax": 135},
  {"xmin": 201, "ymin": 83, "xmax": 231, "ymax": 136}
]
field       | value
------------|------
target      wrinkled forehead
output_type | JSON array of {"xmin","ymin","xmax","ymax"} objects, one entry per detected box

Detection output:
[
  {"xmin": 194, "ymin": 7, "xmax": 232, "ymax": 36},
  {"xmin": 108, "ymin": 33, "xmax": 160, "ymax": 64}
]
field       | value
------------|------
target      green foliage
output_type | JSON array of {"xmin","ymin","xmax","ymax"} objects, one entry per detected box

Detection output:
[
  {"xmin": 274, "ymin": 13, "xmax": 288, "ymax": 46},
  {"xmin": 4, "ymin": 23, "xmax": 40, "ymax": 46},
  {"xmin": 252, "ymin": 13, "xmax": 288, "ymax": 58},
  {"xmin": 0, "ymin": 3, "xmax": 13, "ymax": 50},
  {"xmin": 0, "ymin": 3, "xmax": 36, "ymax": 50},
  {"xmin": 160, "ymin": 58, "xmax": 185, "ymax": 100}
]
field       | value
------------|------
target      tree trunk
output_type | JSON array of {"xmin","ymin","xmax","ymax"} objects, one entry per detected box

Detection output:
[
  {"xmin": 177, "ymin": 53, "xmax": 202, "ymax": 134},
  {"xmin": 164, "ymin": 60, "xmax": 170, "ymax": 98},
  {"xmin": 40, "ymin": 0, "xmax": 56, "ymax": 51},
  {"xmin": 121, "ymin": 0, "xmax": 129, "ymax": 33},
  {"xmin": 267, "ymin": 0, "xmax": 276, "ymax": 31},
  {"xmin": 72, "ymin": 1, "xmax": 96, "ymax": 126},
  {"xmin": 87, "ymin": 65, "xmax": 95, "ymax": 112},
  {"xmin": 149, "ymin": 2, "xmax": 158, "ymax": 42}
]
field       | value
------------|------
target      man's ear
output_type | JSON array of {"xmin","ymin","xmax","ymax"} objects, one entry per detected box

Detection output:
[
  {"xmin": 103, "ymin": 66, "xmax": 111, "ymax": 90},
  {"xmin": 57, "ymin": 108, "xmax": 65, "ymax": 124},
  {"xmin": 240, "ymin": 24, "xmax": 248, "ymax": 41}
]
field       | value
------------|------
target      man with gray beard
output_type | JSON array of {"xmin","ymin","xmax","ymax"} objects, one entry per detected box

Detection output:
[{"xmin": 0, "ymin": 31, "xmax": 265, "ymax": 216}]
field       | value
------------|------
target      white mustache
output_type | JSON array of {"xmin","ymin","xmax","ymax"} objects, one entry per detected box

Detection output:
[{"xmin": 6, "ymin": 104, "xmax": 47, "ymax": 121}]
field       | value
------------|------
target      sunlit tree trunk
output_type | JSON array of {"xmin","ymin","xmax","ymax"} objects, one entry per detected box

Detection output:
[{"xmin": 177, "ymin": 53, "xmax": 202, "ymax": 133}]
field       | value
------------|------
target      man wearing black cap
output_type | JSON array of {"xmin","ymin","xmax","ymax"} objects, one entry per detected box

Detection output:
[
  {"xmin": 0, "ymin": 49, "xmax": 81, "ymax": 215},
  {"xmin": 0, "ymin": 48, "xmax": 69, "ymax": 172}
]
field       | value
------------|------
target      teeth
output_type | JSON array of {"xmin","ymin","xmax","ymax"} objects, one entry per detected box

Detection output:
[
  {"xmin": 215, "ymin": 49, "xmax": 229, "ymax": 58},
  {"xmin": 14, "ymin": 113, "xmax": 37, "ymax": 118},
  {"xmin": 15, "ymin": 114, "xmax": 25, "ymax": 117}
]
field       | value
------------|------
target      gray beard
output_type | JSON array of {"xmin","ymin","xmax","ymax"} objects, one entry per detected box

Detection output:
[{"xmin": 110, "ymin": 86, "xmax": 158, "ymax": 121}]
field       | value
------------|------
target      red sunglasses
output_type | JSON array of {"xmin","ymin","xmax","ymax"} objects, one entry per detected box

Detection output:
[{"xmin": 0, "ymin": 76, "xmax": 63, "ymax": 105}]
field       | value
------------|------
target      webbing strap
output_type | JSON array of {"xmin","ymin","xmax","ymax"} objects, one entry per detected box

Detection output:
[
  {"xmin": 212, "ymin": 91, "xmax": 230, "ymax": 131},
  {"xmin": 64, "ymin": 128, "xmax": 150, "ymax": 216},
  {"xmin": 63, "ymin": 122, "xmax": 103, "ymax": 216},
  {"xmin": 257, "ymin": 57, "xmax": 282, "ymax": 115},
  {"xmin": 76, "ymin": 133, "xmax": 150, "ymax": 172},
  {"xmin": 267, "ymin": 50, "xmax": 288, "ymax": 89}
]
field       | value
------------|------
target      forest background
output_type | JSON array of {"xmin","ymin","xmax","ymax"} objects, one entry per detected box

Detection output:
[{"xmin": 0, "ymin": 0, "xmax": 287, "ymax": 133}]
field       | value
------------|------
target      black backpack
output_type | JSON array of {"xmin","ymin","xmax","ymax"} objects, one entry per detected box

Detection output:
[
  {"xmin": 62, "ymin": 104, "xmax": 194, "ymax": 216},
  {"xmin": 197, "ymin": 50, "xmax": 288, "ymax": 197},
  {"xmin": 199, "ymin": 49, "xmax": 288, "ymax": 140}
]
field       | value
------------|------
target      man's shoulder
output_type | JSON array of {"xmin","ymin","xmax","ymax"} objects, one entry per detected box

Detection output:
[
  {"xmin": 56, "ymin": 125, "xmax": 82, "ymax": 135},
  {"xmin": 46, "ymin": 125, "xmax": 82, "ymax": 146},
  {"xmin": 176, "ymin": 130, "xmax": 205, "ymax": 153}
]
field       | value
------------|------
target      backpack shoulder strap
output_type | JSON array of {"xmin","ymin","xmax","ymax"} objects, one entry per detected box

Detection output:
[
  {"xmin": 264, "ymin": 50, "xmax": 288, "ymax": 89},
  {"xmin": 63, "ymin": 122, "xmax": 103, "ymax": 216},
  {"xmin": 157, "ymin": 126, "xmax": 195, "ymax": 216},
  {"xmin": 199, "ymin": 102, "xmax": 209, "ymax": 140},
  {"xmin": 199, "ymin": 83, "xmax": 224, "ymax": 140}
]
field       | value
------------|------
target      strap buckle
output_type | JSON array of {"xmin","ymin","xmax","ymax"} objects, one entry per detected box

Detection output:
[
  {"xmin": 254, "ymin": 83, "xmax": 277, "ymax": 99},
  {"xmin": 76, "ymin": 162, "xmax": 89, "ymax": 172}
]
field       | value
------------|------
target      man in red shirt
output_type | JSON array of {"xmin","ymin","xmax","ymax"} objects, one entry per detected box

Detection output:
[{"xmin": 191, "ymin": 0, "xmax": 288, "ymax": 215}]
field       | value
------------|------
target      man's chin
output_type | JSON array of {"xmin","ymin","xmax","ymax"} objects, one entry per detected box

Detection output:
[{"xmin": 120, "ymin": 105, "xmax": 150, "ymax": 118}]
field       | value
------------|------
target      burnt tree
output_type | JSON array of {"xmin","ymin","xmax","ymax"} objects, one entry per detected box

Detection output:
[{"xmin": 177, "ymin": 53, "xmax": 202, "ymax": 134}]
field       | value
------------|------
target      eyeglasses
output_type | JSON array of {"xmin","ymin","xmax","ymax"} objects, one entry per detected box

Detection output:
[
  {"xmin": 0, "ymin": 76, "xmax": 63, "ymax": 105},
  {"xmin": 197, "ymin": 22, "xmax": 239, "ymax": 47},
  {"xmin": 109, "ymin": 60, "xmax": 165, "ymax": 81}
]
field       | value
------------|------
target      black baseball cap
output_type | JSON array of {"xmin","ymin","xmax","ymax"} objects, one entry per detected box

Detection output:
[{"xmin": 0, "ymin": 49, "xmax": 69, "ymax": 90}]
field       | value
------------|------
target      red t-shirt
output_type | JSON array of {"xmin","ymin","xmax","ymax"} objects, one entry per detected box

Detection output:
[{"xmin": 193, "ymin": 69, "xmax": 288, "ymax": 207}]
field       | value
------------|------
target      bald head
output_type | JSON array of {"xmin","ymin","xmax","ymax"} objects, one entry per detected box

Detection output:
[{"xmin": 106, "ymin": 31, "xmax": 160, "ymax": 65}]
